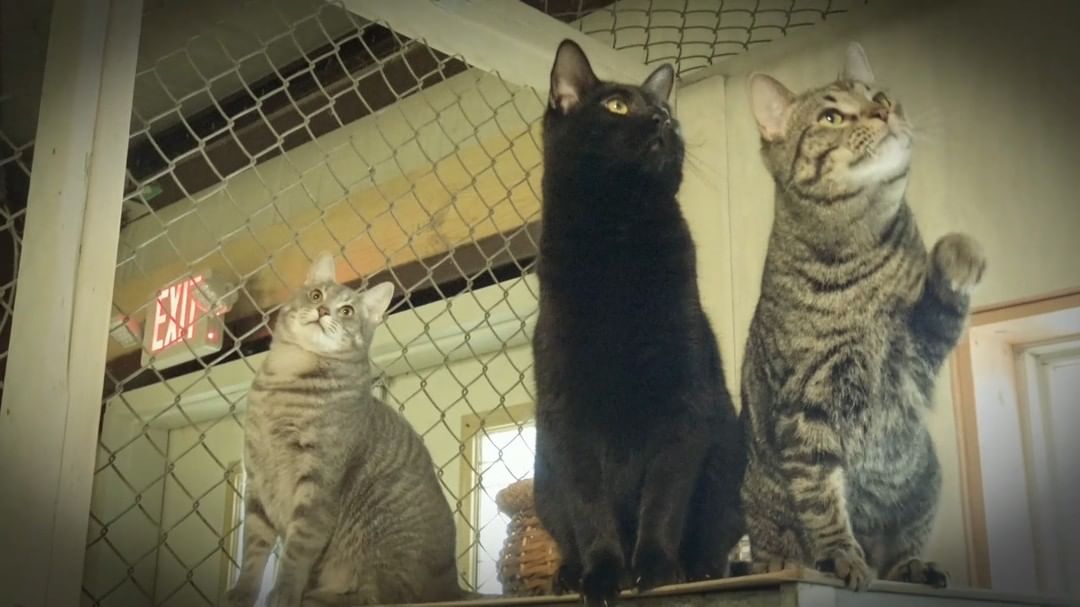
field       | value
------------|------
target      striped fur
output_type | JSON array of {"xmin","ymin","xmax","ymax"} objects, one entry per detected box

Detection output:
[
  {"xmin": 226, "ymin": 254, "xmax": 460, "ymax": 607},
  {"xmin": 740, "ymin": 44, "xmax": 986, "ymax": 591}
]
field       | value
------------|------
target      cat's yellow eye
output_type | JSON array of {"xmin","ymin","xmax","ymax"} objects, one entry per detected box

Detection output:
[
  {"xmin": 818, "ymin": 109, "xmax": 845, "ymax": 126},
  {"xmin": 603, "ymin": 97, "xmax": 629, "ymax": 115},
  {"xmin": 338, "ymin": 305, "xmax": 354, "ymax": 317},
  {"xmin": 873, "ymin": 92, "xmax": 891, "ymax": 107},
  {"xmin": 309, "ymin": 289, "xmax": 323, "ymax": 302}
]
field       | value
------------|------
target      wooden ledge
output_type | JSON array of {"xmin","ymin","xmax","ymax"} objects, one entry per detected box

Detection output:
[{"xmin": 390, "ymin": 569, "xmax": 1074, "ymax": 607}]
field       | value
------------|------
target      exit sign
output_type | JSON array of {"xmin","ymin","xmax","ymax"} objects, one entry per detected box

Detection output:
[{"xmin": 141, "ymin": 274, "xmax": 228, "ymax": 368}]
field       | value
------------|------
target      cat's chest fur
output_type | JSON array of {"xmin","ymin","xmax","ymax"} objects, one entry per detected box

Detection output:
[
  {"xmin": 757, "ymin": 255, "xmax": 934, "ymax": 461},
  {"xmin": 245, "ymin": 400, "xmax": 324, "ymax": 528},
  {"xmin": 243, "ymin": 354, "xmax": 355, "ymax": 532}
]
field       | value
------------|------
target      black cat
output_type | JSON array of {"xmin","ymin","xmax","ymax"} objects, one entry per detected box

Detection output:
[{"xmin": 532, "ymin": 40, "xmax": 746, "ymax": 605}]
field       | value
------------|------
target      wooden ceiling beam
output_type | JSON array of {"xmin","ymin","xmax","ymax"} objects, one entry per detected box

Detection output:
[{"xmin": 340, "ymin": 0, "xmax": 652, "ymax": 94}]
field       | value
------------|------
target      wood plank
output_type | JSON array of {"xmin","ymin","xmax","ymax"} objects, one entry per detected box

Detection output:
[
  {"xmin": 341, "ymin": 0, "xmax": 653, "ymax": 93},
  {"xmin": 0, "ymin": 0, "xmax": 141, "ymax": 602},
  {"xmin": 390, "ymin": 568, "xmax": 1071, "ymax": 606},
  {"xmin": 950, "ymin": 336, "xmax": 992, "ymax": 588},
  {"xmin": 125, "ymin": 30, "xmax": 468, "ymax": 217},
  {"xmin": 970, "ymin": 289, "xmax": 1080, "ymax": 327}
]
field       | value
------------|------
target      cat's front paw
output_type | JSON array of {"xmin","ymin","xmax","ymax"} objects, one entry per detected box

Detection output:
[
  {"xmin": 581, "ymin": 549, "xmax": 623, "ymax": 606},
  {"xmin": 931, "ymin": 233, "xmax": 986, "ymax": 296},
  {"xmin": 267, "ymin": 586, "xmax": 302, "ymax": 607},
  {"xmin": 885, "ymin": 558, "xmax": 949, "ymax": 588},
  {"xmin": 552, "ymin": 561, "xmax": 583, "ymax": 594},
  {"xmin": 224, "ymin": 586, "xmax": 257, "ymax": 607},
  {"xmin": 631, "ymin": 540, "xmax": 681, "ymax": 592},
  {"xmin": 817, "ymin": 545, "xmax": 873, "ymax": 591}
]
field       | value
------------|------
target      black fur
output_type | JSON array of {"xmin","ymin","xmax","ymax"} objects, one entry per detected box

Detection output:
[{"xmin": 532, "ymin": 40, "xmax": 745, "ymax": 606}]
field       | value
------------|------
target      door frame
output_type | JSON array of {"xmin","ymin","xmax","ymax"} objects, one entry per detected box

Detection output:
[{"xmin": 951, "ymin": 288, "xmax": 1080, "ymax": 588}]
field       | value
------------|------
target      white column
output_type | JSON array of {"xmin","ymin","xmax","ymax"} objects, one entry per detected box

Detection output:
[{"xmin": 0, "ymin": 0, "xmax": 142, "ymax": 604}]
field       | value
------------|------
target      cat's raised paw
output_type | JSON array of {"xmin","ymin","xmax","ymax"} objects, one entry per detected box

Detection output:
[
  {"xmin": 886, "ymin": 558, "xmax": 949, "ymax": 588},
  {"xmin": 817, "ymin": 546, "xmax": 873, "ymax": 591},
  {"xmin": 931, "ymin": 233, "xmax": 986, "ymax": 295}
]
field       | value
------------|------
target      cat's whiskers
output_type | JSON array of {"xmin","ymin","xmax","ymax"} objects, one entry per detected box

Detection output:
[
  {"xmin": 682, "ymin": 149, "xmax": 726, "ymax": 191},
  {"xmin": 902, "ymin": 108, "xmax": 944, "ymax": 145}
]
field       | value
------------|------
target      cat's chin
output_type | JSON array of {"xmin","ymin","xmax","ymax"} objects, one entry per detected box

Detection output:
[
  {"xmin": 280, "ymin": 322, "xmax": 347, "ymax": 357},
  {"xmin": 847, "ymin": 134, "xmax": 911, "ymax": 188}
]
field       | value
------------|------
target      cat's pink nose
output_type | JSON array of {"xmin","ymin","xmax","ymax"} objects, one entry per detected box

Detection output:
[
  {"xmin": 868, "ymin": 105, "xmax": 889, "ymax": 121},
  {"xmin": 317, "ymin": 306, "xmax": 330, "ymax": 317}
]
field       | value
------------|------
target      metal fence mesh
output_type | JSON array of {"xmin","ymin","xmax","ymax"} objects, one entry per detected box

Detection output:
[
  {"xmin": 529, "ymin": 0, "xmax": 861, "ymax": 73},
  {"xmin": 83, "ymin": 0, "xmax": 865, "ymax": 604}
]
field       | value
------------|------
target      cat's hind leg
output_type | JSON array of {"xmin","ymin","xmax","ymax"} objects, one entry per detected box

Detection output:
[
  {"xmin": 884, "ymin": 558, "xmax": 949, "ymax": 588},
  {"xmin": 878, "ymin": 493, "xmax": 947, "ymax": 586},
  {"xmin": 304, "ymin": 553, "xmax": 377, "ymax": 606}
]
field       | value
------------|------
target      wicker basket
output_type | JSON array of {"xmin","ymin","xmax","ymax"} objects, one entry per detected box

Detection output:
[{"xmin": 495, "ymin": 479, "xmax": 561, "ymax": 596}]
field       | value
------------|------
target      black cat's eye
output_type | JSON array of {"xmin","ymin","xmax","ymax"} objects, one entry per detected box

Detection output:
[
  {"xmin": 872, "ymin": 92, "xmax": 891, "ymax": 107},
  {"xmin": 338, "ymin": 305, "xmax": 354, "ymax": 317},
  {"xmin": 603, "ymin": 97, "xmax": 629, "ymax": 115},
  {"xmin": 309, "ymin": 289, "xmax": 323, "ymax": 302},
  {"xmin": 818, "ymin": 108, "xmax": 845, "ymax": 126}
]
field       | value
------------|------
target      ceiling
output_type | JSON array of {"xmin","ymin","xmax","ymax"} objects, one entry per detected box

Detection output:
[{"xmin": 0, "ymin": 0, "xmax": 362, "ymax": 144}]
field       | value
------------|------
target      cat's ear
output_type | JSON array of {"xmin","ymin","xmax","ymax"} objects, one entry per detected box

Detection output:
[
  {"xmin": 550, "ymin": 39, "xmax": 598, "ymax": 114},
  {"xmin": 843, "ymin": 42, "xmax": 875, "ymax": 84},
  {"xmin": 305, "ymin": 252, "xmax": 336, "ymax": 285},
  {"xmin": 641, "ymin": 64, "xmax": 675, "ymax": 101},
  {"xmin": 749, "ymin": 73, "xmax": 795, "ymax": 141},
  {"xmin": 359, "ymin": 282, "xmax": 395, "ymax": 325}
]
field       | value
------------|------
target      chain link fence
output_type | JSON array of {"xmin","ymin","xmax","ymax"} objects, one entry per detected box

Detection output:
[
  {"xmin": 529, "ymin": 0, "xmax": 859, "ymax": 73},
  {"xmin": 80, "ymin": 1, "xmax": 866, "ymax": 605}
]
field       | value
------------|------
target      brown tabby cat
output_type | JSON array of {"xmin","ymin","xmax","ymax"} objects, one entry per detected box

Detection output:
[{"xmin": 739, "ymin": 43, "xmax": 985, "ymax": 590}]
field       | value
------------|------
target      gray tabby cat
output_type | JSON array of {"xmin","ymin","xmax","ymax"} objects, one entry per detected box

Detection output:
[
  {"xmin": 226, "ymin": 254, "xmax": 460, "ymax": 607},
  {"xmin": 740, "ymin": 43, "xmax": 986, "ymax": 591}
]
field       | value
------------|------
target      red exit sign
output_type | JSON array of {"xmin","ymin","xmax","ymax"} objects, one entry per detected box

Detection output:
[{"xmin": 141, "ymin": 274, "xmax": 227, "ymax": 369}]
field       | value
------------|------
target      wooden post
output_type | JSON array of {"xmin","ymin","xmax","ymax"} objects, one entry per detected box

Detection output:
[{"xmin": 0, "ymin": 0, "xmax": 142, "ymax": 604}]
